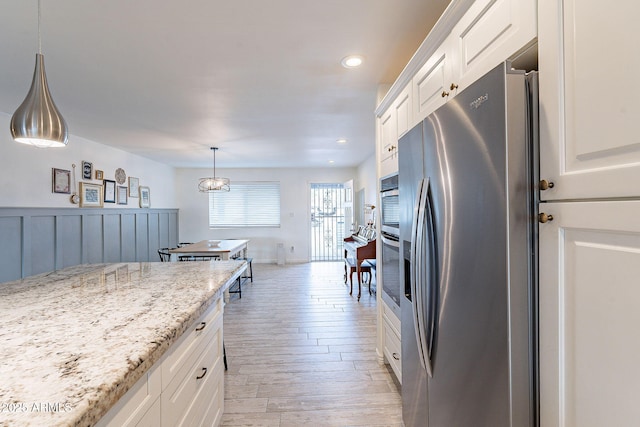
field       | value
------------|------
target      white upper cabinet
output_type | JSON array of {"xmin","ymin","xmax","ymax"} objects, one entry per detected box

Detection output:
[
  {"xmin": 539, "ymin": 0, "xmax": 640, "ymax": 200},
  {"xmin": 409, "ymin": 0, "xmax": 537, "ymax": 124},
  {"xmin": 378, "ymin": 104, "xmax": 398, "ymax": 178},
  {"xmin": 413, "ymin": 38, "xmax": 455, "ymax": 121},
  {"xmin": 451, "ymin": 0, "xmax": 537, "ymax": 93},
  {"xmin": 395, "ymin": 83, "xmax": 412, "ymax": 140}
]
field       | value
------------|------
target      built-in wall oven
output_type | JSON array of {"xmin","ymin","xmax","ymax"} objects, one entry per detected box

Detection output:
[{"xmin": 380, "ymin": 173, "xmax": 401, "ymax": 318}]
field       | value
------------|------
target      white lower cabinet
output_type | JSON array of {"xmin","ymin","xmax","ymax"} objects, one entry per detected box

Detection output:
[
  {"xmin": 381, "ymin": 300, "xmax": 401, "ymax": 383},
  {"xmin": 97, "ymin": 299, "xmax": 224, "ymax": 427},
  {"xmin": 539, "ymin": 200, "xmax": 640, "ymax": 427}
]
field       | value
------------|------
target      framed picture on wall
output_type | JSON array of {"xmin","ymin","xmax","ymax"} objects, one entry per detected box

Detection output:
[
  {"xmin": 128, "ymin": 176, "xmax": 139, "ymax": 197},
  {"xmin": 95, "ymin": 170, "xmax": 104, "ymax": 180},
  {"xmin": 103, "ymin": 179, "xmax": 116, "ymax": 203},
  {"xmin": 139, "ymin": 186, "xmax": 150, "ymax": 208},
  {"xmin": 79, "ymin": 182, "xmax": 103, "ymax": 208},
  {"xmin": 117, "ymin": 186, "xmax": 128, "ymax": 205},
  {"xmin": 82, "ymin": 161, "xmax": 93, "ymax": 180},
  {"xmin": 52, "ymin": 168, "xmax": 71, "ymax": 194}
]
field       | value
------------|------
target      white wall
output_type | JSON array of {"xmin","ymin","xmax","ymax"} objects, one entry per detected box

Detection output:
[
  {"xmin": 0, "ymin": 113, "xmax": 177, "ymax": 208},
  {"xmin": 355, "ymin": 153, "xmax": 378, "ymax": 224},
  {"xmin": 176, "ymin": 167, "xmax": 357, "ymax": 263}
]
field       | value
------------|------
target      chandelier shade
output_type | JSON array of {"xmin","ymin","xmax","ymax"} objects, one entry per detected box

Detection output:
[{"xmin": 198, "ymin": 147, "xmax": 230, "ymax": 192}]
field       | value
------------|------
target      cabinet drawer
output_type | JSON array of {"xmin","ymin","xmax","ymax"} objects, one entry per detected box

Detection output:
[
  {"xmin": 96, "ymin": 364, "xmax": 161, "ymax": 427},
  {"xmin": 162, "ymin": 298, "xmax": 222, "ymax": 386},
  {"xmin": 381, "ymin": 300, "xmax": 401, "ymax": 337},
  {"xmin": 162, "ymin": 315, "xmax": 223, "ymax": 427},
  {"xmin": 383, "ymin": 319, "xmax": 402, "ymax": 383}
]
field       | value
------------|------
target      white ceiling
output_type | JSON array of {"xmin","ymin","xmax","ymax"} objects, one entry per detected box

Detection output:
[{"xmin": 0, "ymin": 0, "xmax": 450, "ymax": 168}]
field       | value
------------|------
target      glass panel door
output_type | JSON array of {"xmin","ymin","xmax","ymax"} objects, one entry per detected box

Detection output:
[{"xmin": 310, "ymin": 183, "xmax": 345, "ymax": 261}]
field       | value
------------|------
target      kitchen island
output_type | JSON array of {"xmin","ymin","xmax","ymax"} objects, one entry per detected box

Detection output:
[{"xmin": 0, "ymin": 260, "xmax": 246, "ymax": 427}]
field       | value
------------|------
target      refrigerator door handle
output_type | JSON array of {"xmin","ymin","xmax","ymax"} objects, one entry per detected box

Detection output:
[
  {"xmin": 415, "ymin": 178, "xmax": 435, "ymax": 377},
  {"xmin": 410, "ymin": 178, "xmax": 427, "ymax": 373},
  {"xmin": 423, "ymin": 179, "xmax": 437, "ymax": 378}
]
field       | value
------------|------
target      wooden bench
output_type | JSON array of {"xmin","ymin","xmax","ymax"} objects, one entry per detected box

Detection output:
[{"xmin": 344, "ymin": 257, "xmax": 372, "ymax": 301}]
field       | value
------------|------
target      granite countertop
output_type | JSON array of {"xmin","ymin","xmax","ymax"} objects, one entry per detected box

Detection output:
[{"xmin": 0, "ymin": 261, "xmax": 246, "ymax": 427}]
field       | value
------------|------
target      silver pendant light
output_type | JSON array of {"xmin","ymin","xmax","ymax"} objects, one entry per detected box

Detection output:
[
  {"xmin": 10, "ymin": 0, "xmax": 68, "ymax": 148},
  {"xmin": 198, "ymin": 147, "xmax": 230, "ymax": 192}
]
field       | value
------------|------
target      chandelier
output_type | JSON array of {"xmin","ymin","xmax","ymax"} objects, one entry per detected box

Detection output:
[{"xmin": 198, "ymin": 147, "xmax": 230, "ymax": 192}]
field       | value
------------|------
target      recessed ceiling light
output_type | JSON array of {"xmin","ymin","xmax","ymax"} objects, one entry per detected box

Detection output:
[
  {"xmin": 336, "ymin": 138, "xmax": 347, "ymax": 144},
  {"xmin": 341, "ymin": 55, "xmax": 364, "ymax": 68},
  {"xmin": 328, "ymin": 160, "xmax": 335, "ymax": 164}
]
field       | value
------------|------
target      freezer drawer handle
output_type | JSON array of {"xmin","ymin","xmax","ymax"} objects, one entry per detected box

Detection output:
[{"xmin": 196, "ymin": 367, "xmax": 208, "ymax": 380}]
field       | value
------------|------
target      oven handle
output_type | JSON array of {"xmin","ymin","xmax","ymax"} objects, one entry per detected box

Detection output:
[{"xmin": 381, "ymin": 234, "xmax": 400, "ymax": 248}]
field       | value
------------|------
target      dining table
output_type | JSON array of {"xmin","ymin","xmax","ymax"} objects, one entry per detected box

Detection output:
[{"xmin": 168, "ymin": 239, "xmax": 249, "ymax": 261}]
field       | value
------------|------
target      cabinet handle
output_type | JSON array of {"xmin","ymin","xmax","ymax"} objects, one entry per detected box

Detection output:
[
  {"xmin": 450, "ymin": 83, "xmax": 459, "ymax": 91},
  {"xmin": 539, "ymin": 179, "xmax": 555, "ymax": 191},
  {"xmin": 441, "ymin": 91, "xmax": 449, "ymax": 98},
  {"xmin": 195, "ymin": 322, "xmax": 206, "ymax": 331},
  {"xmin": 388, "ymin": 145, "xmax": 396, "ymax": 152},
  {"xmin": 392, "ymin": 353, "xmax": 400, "ymax": 361},
  {"xmin": 538, "ymin": 213, "xmax": 554, "ymax": 223},
  {"xmin": 196, "ymin": 367, "xmax": 208, "ymax": 380}
]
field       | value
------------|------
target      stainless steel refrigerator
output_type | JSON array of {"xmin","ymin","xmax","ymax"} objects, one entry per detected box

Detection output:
[{"xmin": 399, "ymin": 62, "xmax": 538, "ymax": 427}]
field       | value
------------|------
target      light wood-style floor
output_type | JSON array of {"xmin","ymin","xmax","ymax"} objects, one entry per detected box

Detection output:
[{"xmin": 222, "ymin": 261, "xmax": 403, "ymax": 427}]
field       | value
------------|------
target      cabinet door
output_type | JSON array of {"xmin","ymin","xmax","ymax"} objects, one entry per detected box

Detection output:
[
  {"xmin": 451, "ymin": 0, "xmax": 537, "ymax": 91},
  {"xmin": 378, "ymin": 106, "xmax": 398, "ymax": 177},
  {"xmin": 539, "ymin": 200, "xmax": 640, "ymax": 427},
  {"xmin": 539, "ymin": 0, "xmax": 640, "ymax": 200},
  {"xmin": 413, "ymin": 37, "xmax": 454, "ymax": 122},
  {"xmin": 395, "ymin": 83, "xmax": 412, "ymax": 140}
]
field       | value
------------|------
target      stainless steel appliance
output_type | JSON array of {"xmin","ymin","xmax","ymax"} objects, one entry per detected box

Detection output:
[
  {"xmin": 380, "ymin": 231, "xmax": 400, "ymax": 317},
  {"xmin": 380, "ymin": 173, "xmax": 401, "ymax": 316},
  {"xmin": 379, "ymin": 173, "xmax": 399, "ymax": 236},
  {"xmin": 399, "ymin": 62, "xmax": 538, "ymax": 427}
]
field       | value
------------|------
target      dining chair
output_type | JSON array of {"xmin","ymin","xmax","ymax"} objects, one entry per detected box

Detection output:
[{"xmin": 157, "ymin": 248, "xmax": 173, "ymax": 262}]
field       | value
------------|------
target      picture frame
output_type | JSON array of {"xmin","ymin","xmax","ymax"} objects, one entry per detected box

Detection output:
[
  {"xmin": 95, "ymin": 170, "xmax": 104, "ymax": 180},
  {"xmin": 79, "ymin": 182, "xmax": 103, "ymax": 208},
  {"xmin": 139, "ymin": 186, "xmax": 150, "ymax": 208},
  {"xmin": 82, "ymin": 161, "xmax": 93, "ymax": 180},
  {"xmin": 103, "ymin": 179, "xmax": 116, "ymax": 203},
  {"xmin": 128, "ymin": 176, "xmax": 139, "ymax": 197},
  {"xmin": 117, "ymin": 186, "xmax": 128, "ymax": 205},
  {"xmin": 52, "ymin": 168, "xmax": 71, "ymax": 194}
]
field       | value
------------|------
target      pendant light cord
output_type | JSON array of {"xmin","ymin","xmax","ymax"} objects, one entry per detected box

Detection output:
[{"xmin": 37, "ymin": 0, "xmax": 42, "ymax": 54}]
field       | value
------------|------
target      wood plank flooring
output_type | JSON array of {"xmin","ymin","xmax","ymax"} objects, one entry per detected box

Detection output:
[{"xmin": 222, "ymin": 262, "xmax": 403, "ymax": 427}]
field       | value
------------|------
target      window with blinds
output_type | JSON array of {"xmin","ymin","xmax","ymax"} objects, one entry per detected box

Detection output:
[{"xmin": 208, "ymin": 181, "xmax": 281, "ymax": 228}]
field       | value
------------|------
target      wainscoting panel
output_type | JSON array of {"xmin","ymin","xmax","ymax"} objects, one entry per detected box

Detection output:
[
  {"xmin": 148, "ymin": 213, "xmax": 159, "ymax": 262},
  {"xmin": 103, "ymin": 214, "xmax": 121, "ymax": 263},
  {"xmin": 0, "ymin": 208, "xmax": 179, "ymax": 283},
  {"xmin": 121, "ymin": 214, "xmax": 137, "ymax": 261},
  {"xmin": 57, "ymin": 215, "xmax": 83, "ymax": 270},
  {"xmin": 0, "ymin": 216, "xmax": 22, "ymax": 283},
  {"xmin": 136, "ymin": 214, "xmax": 150, "ymax": 262},
  {"xmin": 30, "ymin": 215, "xmax": 56, "ymax": 276}
]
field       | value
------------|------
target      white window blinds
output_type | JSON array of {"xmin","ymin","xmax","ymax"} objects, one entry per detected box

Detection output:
[{"xmin": 208, "ymin": 181, "xmax": 281, "ymax": 228}]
